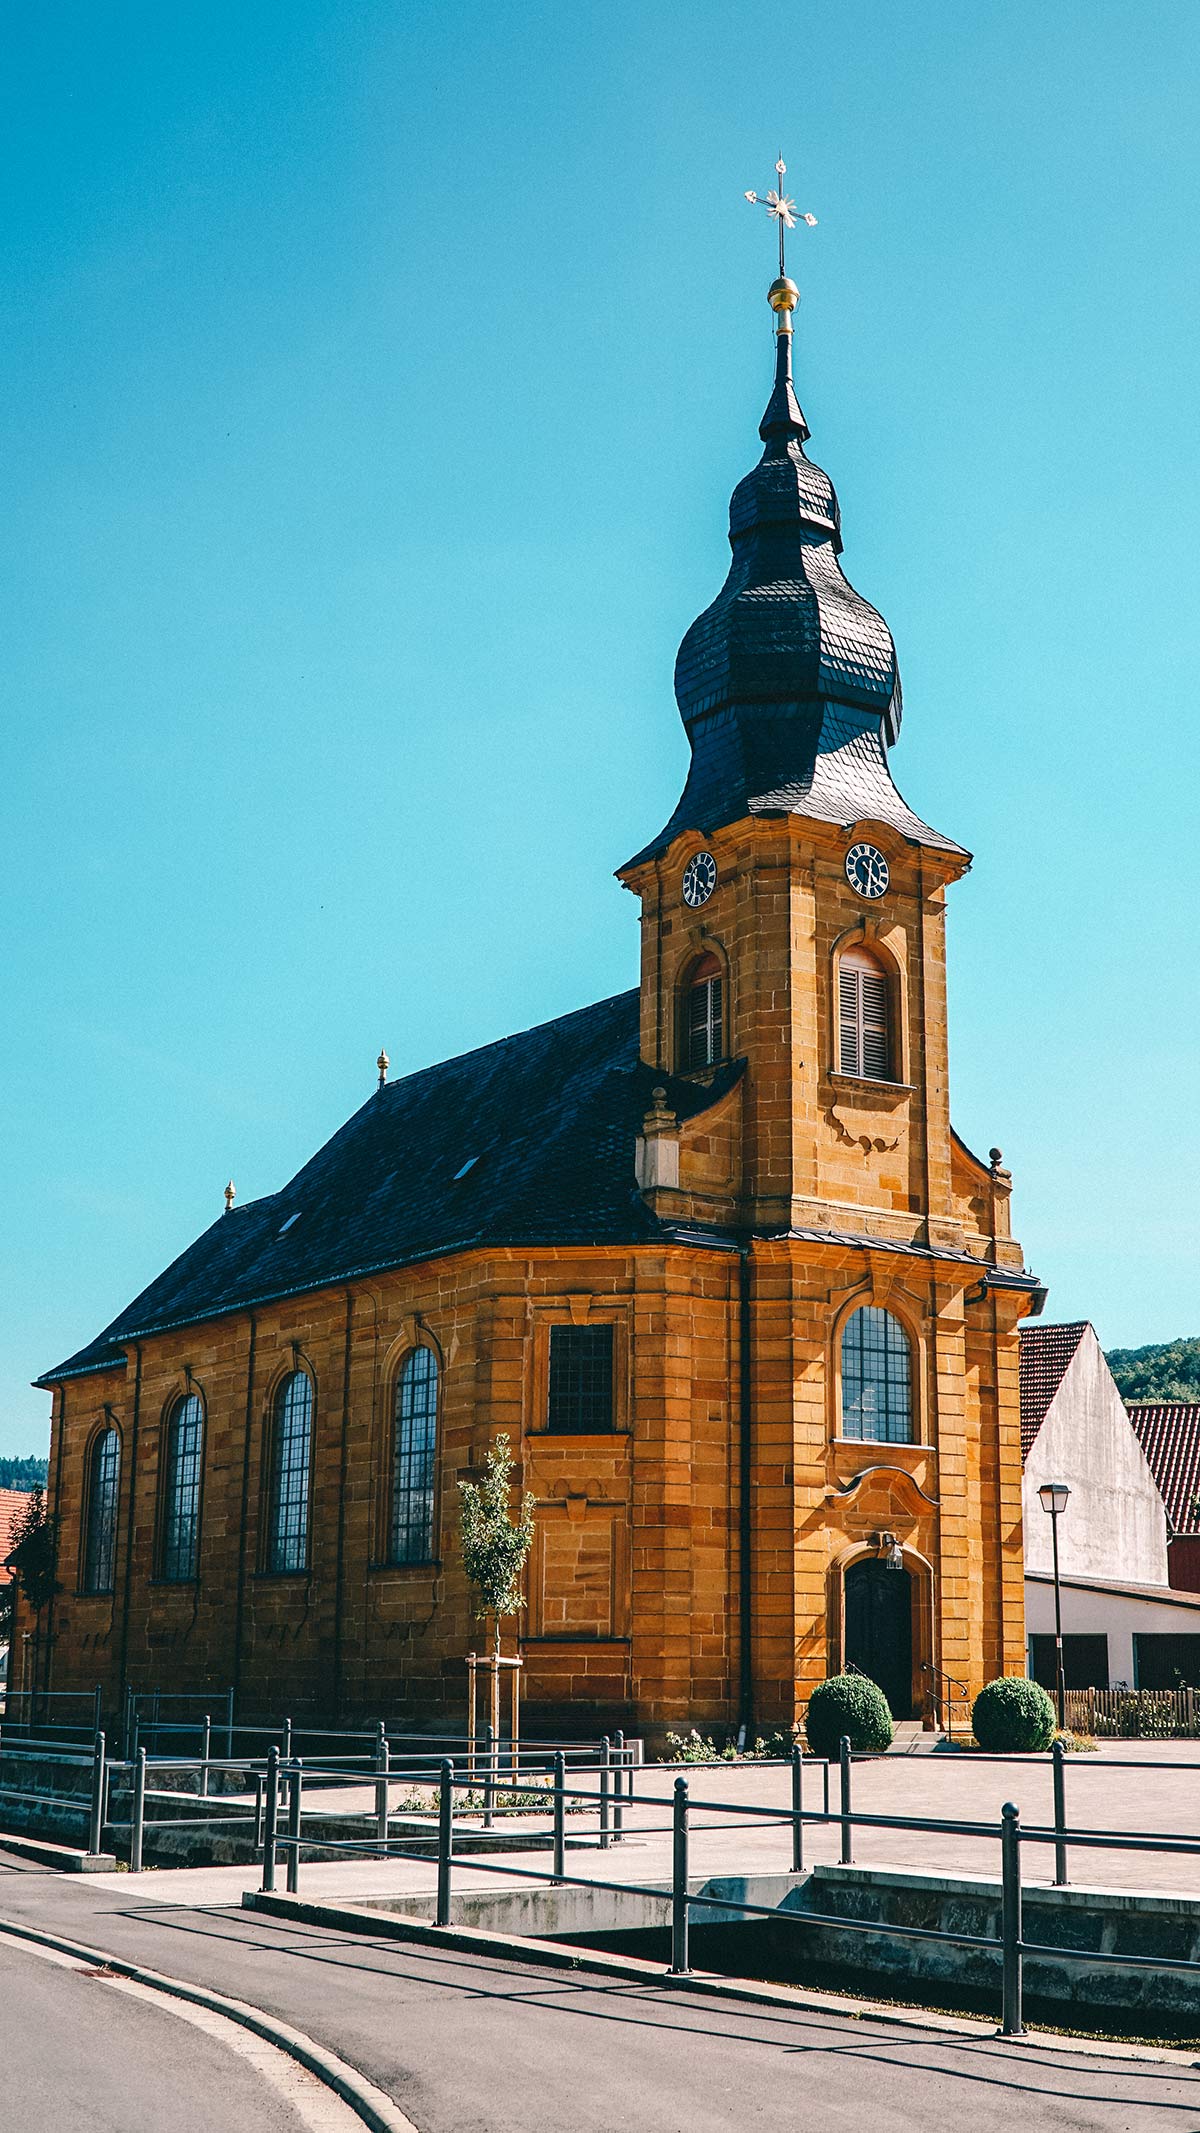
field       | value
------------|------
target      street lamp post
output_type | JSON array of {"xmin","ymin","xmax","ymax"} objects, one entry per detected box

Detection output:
[{"xmin": 1038, "ymin": 1482, "xmax": 1071, "ymax": 1730}]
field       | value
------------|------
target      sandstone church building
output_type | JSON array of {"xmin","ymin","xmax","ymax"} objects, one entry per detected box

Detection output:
[{"xmin": 33, "ymin": 259, "xmax": 1044, "ymax": 1739}]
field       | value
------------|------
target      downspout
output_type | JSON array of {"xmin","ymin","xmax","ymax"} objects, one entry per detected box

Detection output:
[
  {"xmin": 117, "ymin": 1342, "xmax": 143, "ymax": 1717},
  {"xmin": 44, "ymin": 1382, "xmax": 69, "ymax": 1695},
  {"xmin": 231, "ymin": 1312, "xmax": 257, "ymax": 1724},
  {"xmin": 736, "ymin": 1242, "xmax": 754, "ymax": 1745},
  {"xmin": 332, "ymin": 1287, "xmax": 355, "ymax": 1719}
]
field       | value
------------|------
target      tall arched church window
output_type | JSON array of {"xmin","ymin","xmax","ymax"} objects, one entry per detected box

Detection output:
[
  {"xmin": 84, "ymin": 1427, "xmax": 120, "ymax": 1595},
  {"xmin": 161, "ymin": 1393, "xmax": 204, "ymax": 1582},
  {"xmin": 391, "ymin": 1348, "xmax": 438, "ymax": 1565},
  {"xmin": 685, "ymin": 952, "xmax": 723, "ymax": 1071},
  {"xmin": 838, "ymin": 946, "xmax": 891, "ymax": 1080},
  {"xmin": 841, "ymin": 1306, "xmax": 913, "ymax": 1444},
  {"xmin": 266, "ymin": 1370, "xmax": 314, "ymax": 1575}
]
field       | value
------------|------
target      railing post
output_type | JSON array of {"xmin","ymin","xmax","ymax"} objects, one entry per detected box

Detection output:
[
  {"xmin": 552, "ymin": 1750, "xmax": 565, "ymax": 1882},
  {"xmin": 131, "ymin": 1748, "xmax": 146, "ymax": 1874},
  {"xmin": 93, "ymin": 1684, "xmax": 103, "ymax": 1740},
  {"xmin": 282, "ymin": 1717, "xmax": 292, "ymax": 1763},
  {"xmin": 669, "ymin": 1776, "xmax": 689, "ymax": 1975},
  {"xmin": 375, "ymin": 1725, "xmax": 390, "ymax": 1853},
  {"xmin": 822, "ymin": 1760, "xmax": 830, "ymax": 1818},
  {"xmin": 1052, "ymin": 1737, "xmax": 1068, "ymax": 1886},
  {"xmin": 614, "ymin": 1729, "xmax": 625, "ymax": 1843},
  {"xmin": 436, "ymin": 1759, "xmax": 453, "ymax": 1926},
  {"xmin": 87, "ymin": 1731, "xmax": 107, "ymax": 1856},
  {"xmin": 225, "ymin": 1687, "xmax": 235, "ymax": 1760},
  {"xmin": 1000, "ymin": 1801, "xmax": 1024, "ymax": 2037},
  {"xmin": 483, "ymin": 1722, "xmax": 495, "ymax": 1830},
  {"xmin": 200, "ymin": 1713, "xmax": 211, "ymax": 1799},
  {"xmin": 286, "ymin": 1759, "xmax": 303, "ymax": 1895},
  {"xmin": 791, "ymin": 1745, "xmax": 804, "ymax": 1874},
  {"xmin": 839, "ymin": 1735, "xmax": 853, "ymax": 1866},
  {"xmin": 599, "ymin": 1735, "xmax": 610, "ymax": 1851},
  {"xmin": 261, "ymin": 1745, "xmax": 279, "ymax": 1892}
]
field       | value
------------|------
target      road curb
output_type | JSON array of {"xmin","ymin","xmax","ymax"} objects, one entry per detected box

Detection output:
[
  {"xmin": 0, "ymin": 1912, "xmax": 419, "ymax": 2133},
  {"xmin": 243, "ymin": 1887, "xmax": 1200, "ymax": 2070},
  {"xmin": 0, "ymin": 1833, "xmax": 117, "ymax": 1872}
]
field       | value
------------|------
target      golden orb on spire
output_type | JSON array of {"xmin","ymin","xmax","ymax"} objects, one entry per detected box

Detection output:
[{"xmin": 768, "ymin": 276, "xmax": 799, "ymax": 314}]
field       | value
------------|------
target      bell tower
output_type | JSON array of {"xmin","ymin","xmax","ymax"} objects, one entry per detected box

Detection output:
[{"xmin": 619, "ymin": 264, "xmax": 1020, "ymax": 1274}]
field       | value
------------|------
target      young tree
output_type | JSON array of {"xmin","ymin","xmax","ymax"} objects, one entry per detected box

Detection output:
[
  {"xmin": 457, "ymin": 1434, "xmax": 536, "ymax": 1663},
  {"xmin": 5, "ymin": 1488, "xmax": 59, "ymax": 1614},
  {"xmin": 3, "ymin": 1488, "xmax": 59, "ymax": 1689}
]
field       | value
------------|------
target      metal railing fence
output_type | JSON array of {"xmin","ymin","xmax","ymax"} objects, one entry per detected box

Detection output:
[{"xmin": 258, "ymin": 1734, "xmax": 1200, "ymax": 2038}]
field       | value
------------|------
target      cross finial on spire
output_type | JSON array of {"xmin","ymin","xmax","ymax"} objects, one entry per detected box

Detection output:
[{"xmin": 744, "ymin": 154, "xmax": 817, "ymax": 281}]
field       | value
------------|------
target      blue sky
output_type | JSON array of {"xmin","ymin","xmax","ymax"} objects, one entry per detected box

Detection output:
[{"xmin": 3, "ymin": 1, "xmax": 1198, "ymax": 1454}]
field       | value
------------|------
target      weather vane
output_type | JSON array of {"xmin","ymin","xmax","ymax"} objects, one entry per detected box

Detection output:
[{"xmin": 744, "ymin": 155, "xmax": 817, "ymax": 280}]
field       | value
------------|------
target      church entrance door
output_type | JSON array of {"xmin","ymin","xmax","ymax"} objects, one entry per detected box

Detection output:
[{"xmin": 844, "ymin": 1558, "xmax": 914, "ymax": 1718}]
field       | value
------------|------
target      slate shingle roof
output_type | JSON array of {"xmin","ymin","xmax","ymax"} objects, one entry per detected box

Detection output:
[
  {"xmin": 1018, "ymin": 1320, "xmax": 1089, "ymax": 1460},
  {"xmin": 41, "ymin": 987, "xmax": 1042, "ymax": 1388},
  {"xmin": 39, "ymin": 991, "xmax": 740, "ymax": 1384},
  {"xmin": 1126, "ymin": 1405, "xmax": 1200, "ymax": 1536}
]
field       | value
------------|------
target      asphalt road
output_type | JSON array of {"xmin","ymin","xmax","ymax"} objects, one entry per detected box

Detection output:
[
  {"xmin": 3, "ymin": 1852, "xmax": 1200, "ymax": 2132},
  {"xmin": 0, "ymin": 1931, "xmax": 335, "ymax": 2132}
]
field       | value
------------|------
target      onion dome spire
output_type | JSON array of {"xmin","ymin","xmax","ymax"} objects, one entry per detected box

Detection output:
[{"xmin": 624, "ymin": 234, "xmax": 964, "ymax": 870}]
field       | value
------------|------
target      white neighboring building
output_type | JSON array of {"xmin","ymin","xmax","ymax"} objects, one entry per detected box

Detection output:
[{"xmin": 1020, "ymin": 1323, "xmax": 1200, "ymax": 1689}]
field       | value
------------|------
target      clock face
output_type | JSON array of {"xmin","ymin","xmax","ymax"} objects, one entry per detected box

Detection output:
[
  {"xmin": 682, "ymin": 850, "xmax": 718, "ymax": 908},
  {"xmin": 845, "ymin": 842, "xmax": 890, "ymax": 899}
]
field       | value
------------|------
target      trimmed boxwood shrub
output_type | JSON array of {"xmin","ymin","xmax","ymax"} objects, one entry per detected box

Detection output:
[
  {"xmin": 805, "ymin": 1673, "xmax": 894, "ymax": 1759},
  {"xmin": 971, "ymin": 1676, "xmax": 1056, "ymax": 1753}
]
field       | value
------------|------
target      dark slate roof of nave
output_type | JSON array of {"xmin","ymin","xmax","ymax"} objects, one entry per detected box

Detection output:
[
  {"xmin": 41, "ymin": 988, "xmax": 1041, "ymax": 1386},
  {"xmin": 39, "ymin": 991, "xmax": 740, "ymax": 1383}
]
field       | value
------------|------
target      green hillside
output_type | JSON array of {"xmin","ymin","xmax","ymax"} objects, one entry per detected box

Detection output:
[
  {"xmin": 1106, "ymin": 1337, "xmax": 1200, "ymax": 1404},
  {"xmin": 0, "ymin": 1456, "xmax": 48, "ymax": 1491}
]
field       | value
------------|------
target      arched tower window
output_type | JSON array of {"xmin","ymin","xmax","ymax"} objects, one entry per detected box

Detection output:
[
  {"xmin": 83, "ymin": 1426, "xmax": 120, "ymax": 1595},
  {"xmin": 266, "ymin": 1369, "xmax": 314, "ymax": 1575},
  {"xmin": 684, "ymin": 952, "xmax": 723, "ymax": 1071},
  {"xmin": 838, "ymin": 945, "xmax": 891, "ymax": 1080},
  {"xmin": 161, "ymin": 1392, "xmax": 204, "ymax": 1582},
  {"xmin": 391, "ymin": 1348, "xmax": 439, "ymax": 1565},
  {"xmin": 841, "ymin": 1306, "xmax": 913, "ymax": 1444}
]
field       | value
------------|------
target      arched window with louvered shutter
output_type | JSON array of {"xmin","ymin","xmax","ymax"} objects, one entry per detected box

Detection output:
[
  {"xmin": 684, "ymin": 951, "xmax": 724, "ymax": 1071},
  {"xmin": 838, "ymin": 945, "xmax": 892, "ymax": 1081}
]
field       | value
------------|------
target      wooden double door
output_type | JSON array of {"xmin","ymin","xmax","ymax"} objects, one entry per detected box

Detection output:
[{"xmin": 844, "ymin": 1557, "xmax": 914, "ymax": 1718}]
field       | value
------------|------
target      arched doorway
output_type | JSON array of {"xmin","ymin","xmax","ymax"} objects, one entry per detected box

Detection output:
[{"xmin": 844, "ymin": 1557, "xmax": 914, "ymax": 1717}]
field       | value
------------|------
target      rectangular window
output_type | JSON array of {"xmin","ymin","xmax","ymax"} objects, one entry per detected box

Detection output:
[
  {"xmin": 1029, "ymin": 1633, "xmax": 1109, "ymax": 1691},
  {"xmin": 547, "ymin": 1324, "xmax": 614, "ymax": 1433},
  {"xmin": 1133, "ymin": 1633, "xmax": 1200, "ymax": 1690}
]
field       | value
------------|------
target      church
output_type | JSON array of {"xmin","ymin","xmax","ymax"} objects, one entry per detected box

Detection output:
[{"xmin": 32, "ymin": 245, "xmax": 1044, "ymax": 1740}]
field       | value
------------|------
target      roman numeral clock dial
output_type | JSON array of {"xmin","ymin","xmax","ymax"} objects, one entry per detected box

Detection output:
[
  {"xmin": 845, "ymin": 842, "xmax": 890, "ymax": 899},
  {"xmin": 682, "ymin": 850, "xmax": 718, "ymax": 907}
]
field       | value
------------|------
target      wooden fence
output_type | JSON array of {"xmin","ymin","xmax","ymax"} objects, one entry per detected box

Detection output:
[{"xmin": 1066, "ymin": 1686, "xmax": 1200, "ymax": 1738}]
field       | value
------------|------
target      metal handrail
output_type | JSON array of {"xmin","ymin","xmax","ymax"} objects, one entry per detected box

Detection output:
[{"xmin": 921, "ymin": 1660, "xmax": 971, "ymax": 1740}]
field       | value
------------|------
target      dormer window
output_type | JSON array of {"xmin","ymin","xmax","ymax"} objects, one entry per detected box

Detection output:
[
  {"xmin": 838, "ymin": 945, "xmax": 891, "ymax": 1081},
  {"xmin": 685, "ymin": 952, "xmax": 723, "ymax": 1071}
]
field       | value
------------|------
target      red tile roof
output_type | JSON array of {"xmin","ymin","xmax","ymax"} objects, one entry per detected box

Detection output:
[
  {"xmin": 1018, "ymin": 1321, "xmax": 1088, "ymax": 1460},
  {"xmin": 0, "ymin": 1490, "xmax": 34, "ymax": 1584},
  {"xmin": 1127, "ymin": 1404, "xmax": 1200, "ymax": 1536}
]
